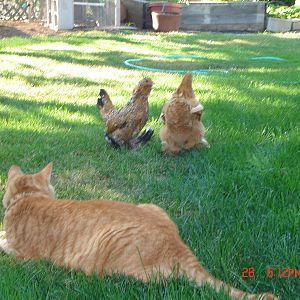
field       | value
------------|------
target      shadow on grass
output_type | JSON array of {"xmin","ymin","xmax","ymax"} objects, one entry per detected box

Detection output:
[
  {"xmin": 0, "ymin": 49, "xmax": 133, "ymax": 68},
  {"xmin": 0, "ymin": 94, "xmax": 99, "ymax": 126},
  {"xmin": 52, "ymin": 32, "xmax": 143, "ymax": 46},
  {"xmin": 0, "ymin": 256, "xmax": 228, "ymax": 300},
  {"xmin": 0, "ymin": 25, "xmax": 29, "ymax": 39},
  {"xmin": 0, "ymin": 33, "xmax": 299, "ymax": 103},
  {"xmin": 1, "ymin": 90, "xmax": 299, "ymax": 199},
  {"xmin": 1, "ymin": 70, "xmax": 100, "ymax": 87},
  {"xmin": 0, "ymin": 32, "xmax": 299, "ymax": 71}
]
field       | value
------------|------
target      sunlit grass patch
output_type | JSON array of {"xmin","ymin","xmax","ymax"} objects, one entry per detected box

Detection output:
[{"xmin": 0, "ymin": 30, "xmax": 299, "ymax": 300}]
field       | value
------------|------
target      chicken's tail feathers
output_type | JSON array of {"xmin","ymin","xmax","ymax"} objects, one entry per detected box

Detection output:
[
  {"xmin": 105, "ymin": 133, "xmax": 121, "ymax": 149},
  {"xmin": 130, "ymin": 126, "xmax": 154, "ymax": 149},
  {"xmin": 97, "ymin": 89, "xmax": 108, "ymax": 107},
  {"xmin": 135, "ymin": 127, "xmax": 154, "ymax": 145},
  {"xmin": 175, "ymin": 73, "xmax": 194, "ymax": 99},
  {"xmin": 97, "ymin": 89, "xmax": 115, "ymax": 120},
  {"xmin": 105, "ymin": 128, "xmax": 153, "ymax": 150}
]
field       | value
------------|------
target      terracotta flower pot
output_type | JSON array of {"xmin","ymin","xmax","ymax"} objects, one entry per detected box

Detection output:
[
  {"xmin": 149, "ymin": 2, "xmax": 182, "ymax": 32},
  {"xmin": 151, "ymin": 12, "xmax": 181, "ymax": 32},
  {"xmin": 149, "ymin": 2, "xmax": 182, "ymax": 14}
]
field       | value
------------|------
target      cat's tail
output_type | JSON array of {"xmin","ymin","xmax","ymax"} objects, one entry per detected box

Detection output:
[{"xmin": 178, "ymin": 248, "xmax": 278, "ymax": 300}]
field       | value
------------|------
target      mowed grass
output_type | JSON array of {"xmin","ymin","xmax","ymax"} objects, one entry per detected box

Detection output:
[{"xmin": 0, "ymin": 30, "xmax": 299, "ymax": 299}]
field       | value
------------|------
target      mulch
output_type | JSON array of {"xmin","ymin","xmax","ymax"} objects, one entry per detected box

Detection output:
[{"xmin": 0, "ymin": 20, "xmax": 56, "ymax": 39}]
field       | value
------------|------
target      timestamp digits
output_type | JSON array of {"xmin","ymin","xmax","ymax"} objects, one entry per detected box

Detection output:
[{"xmin": 267, "ymin": 268, "xmax": 300, "ymax": 279}]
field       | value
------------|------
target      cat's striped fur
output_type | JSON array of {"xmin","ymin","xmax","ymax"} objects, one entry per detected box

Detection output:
[{"xmin": 0, "ymin": 163, "xmax": 277, "ymax": 300}]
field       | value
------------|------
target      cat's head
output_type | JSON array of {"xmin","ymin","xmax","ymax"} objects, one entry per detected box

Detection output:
[{"xmin": 3, "ymin": 163, "xmax": 55, "ymax": 209}]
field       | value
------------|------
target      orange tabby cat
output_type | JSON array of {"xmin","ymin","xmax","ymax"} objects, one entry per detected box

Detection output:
[{"xmin": 0, "ymin": 163, "xmax": 276, "ymax": 300}]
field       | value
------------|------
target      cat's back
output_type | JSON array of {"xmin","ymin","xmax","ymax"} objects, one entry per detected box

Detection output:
[
  {"xmin": 5, "ymin": 197, "xmax": 180, "ymax": 275},
  {"xmin": 5, "ymin": 196, "xmax": 178, "ymax": 241}
]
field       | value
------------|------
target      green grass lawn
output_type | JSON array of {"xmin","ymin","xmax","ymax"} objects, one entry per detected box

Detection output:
[{"xmin": 0, "ymin": 30, "xmax": 299, "ymax": 299}]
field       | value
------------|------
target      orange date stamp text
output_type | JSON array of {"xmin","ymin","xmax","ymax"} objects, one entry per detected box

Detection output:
[{"xmin": 241, "ymin": 267, "xmax": 300, "ymax": 279}]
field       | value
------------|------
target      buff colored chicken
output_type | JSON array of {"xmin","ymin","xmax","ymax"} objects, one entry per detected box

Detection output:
[
  {"xmin": 97, "ymin": 78, "xmax": 154, "ymax": 149},
  {"xmin": 159, "ymin": 73, "xmax": 209, "ymax": 155}
]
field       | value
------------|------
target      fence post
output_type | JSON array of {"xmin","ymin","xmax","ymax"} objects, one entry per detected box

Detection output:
[
  {"xmin": 115, "ymin": 0, "xmax": 120, "ymax": 26},
  {"xmin": 28, "ymin": 0, "xmax": 33, "ymax": 20}
]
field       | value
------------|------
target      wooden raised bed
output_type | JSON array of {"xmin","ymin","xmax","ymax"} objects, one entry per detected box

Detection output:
[
  {"xmin": 122, "ymin": 0, "xmax": 267, "ymax": 32},
  {"xmin": 181, "ymin": 2, "xmax": 267, "ymax": 32},
  {"xmin": 266, "ymin": 17, "xmax": 300, "ymax": 32}
]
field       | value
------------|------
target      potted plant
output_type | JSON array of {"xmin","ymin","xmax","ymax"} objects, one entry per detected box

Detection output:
[{"xmin": 148, "ymin": 1, "xmax": 182, "ymax": 32}]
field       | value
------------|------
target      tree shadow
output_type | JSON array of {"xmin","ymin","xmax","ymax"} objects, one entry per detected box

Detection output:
[
  {"xmin": 0, "ymin": 94, "xmax": 100, "ymax": 128},
  {"xmin": 0, "ymin": 25, "xmax": 29, "ymax": 39},
  {"xmin": 1, "ymin": 31, "xmax": 299, "ymax": 80},
  {"xmin": 1, "ymin": 70, "xmax": 100, "ymax": 87},
  {"xmin": 0, "ymin": 49, "xmax": 133, "ymax": 68}
]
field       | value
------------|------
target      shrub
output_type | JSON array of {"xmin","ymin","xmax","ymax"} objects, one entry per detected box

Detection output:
[
  {"xmin": 267, "ymin": 3, "xmax": 300, "ymax": 18},
  {"xmin": 270, "ymin": 0, "xmax": 295, "ymax": 6}
]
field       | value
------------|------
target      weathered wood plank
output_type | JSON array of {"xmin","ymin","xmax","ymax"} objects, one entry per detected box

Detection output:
[
  {"xmin": 180, "ymin": 23, "xmax": 264, "ymax": 32},
  {"xmin": 183, "ymin": 2, "xmax": 266, "ymax": 15},
  {"xmin": 181, "ymin": 2, "xmax": 266, "ymax": 32},
  {"xmin": 181, "ymin": 14, "xmax": 265, "ymax": 25}
]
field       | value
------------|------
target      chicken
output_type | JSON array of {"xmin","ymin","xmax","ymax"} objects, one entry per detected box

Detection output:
[
  {"xmin": 96, "ymin": 78, "xmax": 154, "ymax": 149},
  {"xmin": 159, "ymin": 73, "xmax": 209, "ymax": 155}
]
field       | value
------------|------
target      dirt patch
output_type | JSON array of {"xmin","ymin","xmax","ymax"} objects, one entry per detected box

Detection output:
[
  {"xmin": 0, "ymin": 20, "xmax": 56, "ymax": 39},
  {"xmin": 0, "ymin": 20, "xmax": 137, "ymax": 39}
]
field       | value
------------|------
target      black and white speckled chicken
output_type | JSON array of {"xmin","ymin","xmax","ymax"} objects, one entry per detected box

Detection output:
[{"xmin": 96, "ymin": 78, "xmax": 154, "ymax": 149}]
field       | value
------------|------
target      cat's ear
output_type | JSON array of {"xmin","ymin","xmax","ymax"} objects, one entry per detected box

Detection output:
[
  {"xmin": 8, "ymin": 165, "xmax": 23, "ymax": 179},
  {"xmin": 40, "ymin": 162, "xmax": 53, "ymax": 183}
]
